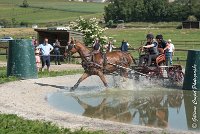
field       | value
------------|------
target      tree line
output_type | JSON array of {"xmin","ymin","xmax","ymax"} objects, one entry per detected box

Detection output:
[{"xmin": 104, "ymin": 0, "xmax": 200, "ymax": 23}]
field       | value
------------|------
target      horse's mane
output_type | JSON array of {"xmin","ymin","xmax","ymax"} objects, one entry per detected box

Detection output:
[
  {"xmin": 75, "ymin": 40, "xmax": 90, "ymax": 52},
  {"xmin": 75, "ymin": 41, "xmax": 87, "ymax": 47},
  {"xmin": 70, "ymin": 40, "xmax": 75, "ymax": 44}
]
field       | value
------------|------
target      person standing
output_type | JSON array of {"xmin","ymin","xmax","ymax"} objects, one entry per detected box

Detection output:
[
  {"xmin": 31, "ymin": 36, "xmax": 38, "ymax": 47},
  {"xmin": 120, "ymin": 39, "xmax": 129, "ymax": 52},
  {"xmin": 53, "ymin": 39, "xmax": 61, "ymax": 65},
  {"xmin": 35, "ymin": 48, "xmax": 41, "ymax": 72},
  {"xmin": 104, "ymin": 40, "xmax": 116, "ymax": 52},
  {"xmin": 36, "ymin": 38, "xmax": 54, "ymax": 72},
  {"xmin": 93, "ymin": 38, "xmax": 101, "ymax": 52},
  {"xmin": 164, "ymin": 39, "xmax": 175, "ymax": 66}
]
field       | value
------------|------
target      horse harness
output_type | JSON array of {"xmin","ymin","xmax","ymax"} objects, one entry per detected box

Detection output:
[
  {"xmin": 68, "ymin": 43, "xmax": 130, "ymax": 74},
  {"xmin": 82, "ymin": 51, "xmax": 108, "ymax": 73}
]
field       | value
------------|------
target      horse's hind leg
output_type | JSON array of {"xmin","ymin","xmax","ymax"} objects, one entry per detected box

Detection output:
[
  {"xmin": 97, "ymin": 71, "xmax": 108, "ymax": 87},
  {"xmin": 70, "ymin": 72, "xmax": 90, "ymax": 92}
]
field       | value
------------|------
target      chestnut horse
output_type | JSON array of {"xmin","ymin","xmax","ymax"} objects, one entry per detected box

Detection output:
[{"xmin": 65, "ymin": 40, "xmax": 135, "ymax": 91}]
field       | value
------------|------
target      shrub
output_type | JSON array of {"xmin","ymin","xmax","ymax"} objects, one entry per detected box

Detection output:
[
  {"xmin": 186, "ymin": 15, "xmax": 197, "ymax": 21},
  {"xmin": 69, "ymin": 17, "xmax": 108, "ymax": 46},
  {"xmin": 107, "ymin": 20, "xmax": 114, "ymax": 28},
  {"xmin": 20, "ymin": 0, "xmax": 29, "ymax": 8}
]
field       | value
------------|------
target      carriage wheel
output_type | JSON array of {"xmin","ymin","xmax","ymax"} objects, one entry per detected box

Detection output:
[
  {"xmin": 175, "ymin": 71, "xmax": 184, "ymax": 84},
  {"xmin": 167, "ymin": 69, "xmax": 184, "ymax": 85}
]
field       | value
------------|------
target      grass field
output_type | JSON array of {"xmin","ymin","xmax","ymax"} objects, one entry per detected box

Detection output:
[
  {"xmin": 0, "ymin": 1, "xmax": 200, "ymax": 65},
  {"xmin": 0, "ymin": 0, "xmax": 107, "ymax": 25},
  {"xmin": 1, "ymin": 27, "xmax": 200, "ymax": 65}
]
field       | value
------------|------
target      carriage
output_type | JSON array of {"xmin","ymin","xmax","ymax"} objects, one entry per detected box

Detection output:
[{"xmin": 130, "ymin": 47, "xmax": 184, "ymax": 85}]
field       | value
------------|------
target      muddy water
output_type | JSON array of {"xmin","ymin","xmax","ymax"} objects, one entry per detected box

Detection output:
[{"xmin": 47, "ymin": 77, "xmax": 200, "ymax": 132}]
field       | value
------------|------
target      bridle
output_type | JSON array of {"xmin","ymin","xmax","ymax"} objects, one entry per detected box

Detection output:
[{"xmin": 66, "ymin": 43, "xmax": 76, "ymax": 53}]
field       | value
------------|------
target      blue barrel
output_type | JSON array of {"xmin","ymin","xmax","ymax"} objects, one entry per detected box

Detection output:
[
  {"xmin": 183, "ymin": 50, "xmax": 200, "ymax": 90},
  {"xmin": 7, "ymin": 39, "xmax": 37, "ymax": 79}
]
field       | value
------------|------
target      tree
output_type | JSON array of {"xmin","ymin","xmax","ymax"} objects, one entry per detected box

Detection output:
[
  {"xmin": 69, "ymin": 17, "xmax": 108, "ymax": 46},
  {"xmin": 104, "ymin": 0, "xmax": 200, "ymax": 22},
  {"xmin": 132, "ymin": 0, "xmax": 146, "ymax": 21}
]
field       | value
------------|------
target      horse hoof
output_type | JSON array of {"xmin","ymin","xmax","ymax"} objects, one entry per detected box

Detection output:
[{"xmin": 70, "ymin": 87, "xmax": 75, "ymax": 92}]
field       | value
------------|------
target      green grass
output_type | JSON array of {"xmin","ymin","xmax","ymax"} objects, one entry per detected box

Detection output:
[
  {"xmin": 0, "ymin": 55, "xmax": 7, "ymax": 62},
  {"xmin": 0, "ymin": 66, "xmax": 83, "ymax": 84},
  {"xmin": 105, "ymin": 28, "xmax": 200, "ymax": 47},
  {"xmin": 0, "ymin": 67, "xmax": 19, "ymax": 84},
  {"xmin": 0, "ymin": 0, "xmax": 107, "ymax": 25},
  {"xmin": 0, "ymin": 65, "xmax": 18, "ymax": 84},
  {"xmin": 38, "ymin": 69, "xmax": 84, "ymax": 78},
  {"xmin": 0, "ymin": 114, "xmax": 105, "ymax": 134},
  {"xmin": 104, "ymin": 28, "xmax": 200, "ymax": 64}
]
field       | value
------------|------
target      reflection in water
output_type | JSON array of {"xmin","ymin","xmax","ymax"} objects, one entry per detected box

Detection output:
[
  {"xmin": 72, "ymin": 96, "xmax": 133, "ymax": 123},
  {"xmin": 72, "ymin": 91, "xmax": 184, "ymax": 129},
  {"xmin": 48, "ymin": 89, "xmax": 200, "ymax": 132}
]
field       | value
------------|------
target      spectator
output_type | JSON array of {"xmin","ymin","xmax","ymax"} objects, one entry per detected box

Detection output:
[
  {"xmin": 164, "ymin": 39, "xmax": 175, "ymax": 66},
  {"xmin": 64, "ymin": 37, "xmax": 74, "ymax": 63},
  {"xmin": 120, "ymin": 40, "xmax": 129, "ymax": 52},
  {"xmin": 93, "ymin": 38, "xmax": 101, "ymax": 52},
  {"xmin": 64, "ymin": 42, "xmax": 70, "ymax": 63},
  {"xmin": 36, "ymin": 38, "xmax": 54, "ymax": 72},
  {"xmin": 32, "ymin": 36, "xmax": 37, "ymax": 47},
  {"xmin": 35, "ymin": 48, "xmax": 41, "ymax": 72},
  {"xmin": 53, "ymin": 39, "xmax": 61, "ymax": 65},
  {"xmin": 104, "ymin": 40, "xmax": 116, "ymax": 52}
]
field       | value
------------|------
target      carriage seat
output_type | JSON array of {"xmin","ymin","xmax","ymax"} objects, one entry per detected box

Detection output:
[{"xmin": 139, "ymin": 48, "xmax": 165, "ymax": 66}]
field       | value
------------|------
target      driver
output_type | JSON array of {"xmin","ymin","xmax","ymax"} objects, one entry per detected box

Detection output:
[{"xmin": 139, "ymin": 33, "xmax": 159, "ymax": 66}]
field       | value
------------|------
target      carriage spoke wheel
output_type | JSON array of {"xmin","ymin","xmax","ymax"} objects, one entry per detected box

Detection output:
[
  {"xmin": 167, "ymin": 68, "xmax": 184, "ymax": 85},
  {"xmin": 175, "ymin": 71, "xmax": 184, "ymax": 85}
]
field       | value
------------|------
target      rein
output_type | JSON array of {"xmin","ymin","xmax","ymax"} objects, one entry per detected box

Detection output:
[{"xmin": 72, "ymin": 54, "xmax": 91, "ymax": 58}]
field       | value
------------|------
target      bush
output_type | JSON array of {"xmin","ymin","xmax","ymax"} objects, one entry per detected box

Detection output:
[
  {"xmin": 69, "ymin": 17, "xmax": 108, "ymax": 46},
  {"xmin": 20, "ymin": 0, "xmax": 29, "ymax": 8},
  {"xmin": 20, "ymin": 22, "xmax": 28, "ymax": 27},
  {"xmin": 106, "ymin": 20, "xmax": 114, "ymax": 28},
  {"xmin": 0, "ymin": 19, "xmax": 11, "ymax": 28},
  {"xmin": 176, "ymin": 24, "xmax": 182, "ymax": 29},
  {"xmin": 187, "ymin": 15, "xmax": 197, "ymax": 21}
]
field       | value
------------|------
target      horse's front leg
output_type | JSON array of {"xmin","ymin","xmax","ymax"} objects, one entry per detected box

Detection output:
[
  {"xmin": 70, "ymin": 72, "xmax": 90, "ymax": 92},
  {"xmin": 97, "ymin": 71, "xmax": 108, "ymax": 87}
]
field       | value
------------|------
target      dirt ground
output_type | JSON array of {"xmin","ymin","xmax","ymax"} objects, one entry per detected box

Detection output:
[{"xmin": 0, "ymin": 62, "xmax": 198, "ymax": 134}]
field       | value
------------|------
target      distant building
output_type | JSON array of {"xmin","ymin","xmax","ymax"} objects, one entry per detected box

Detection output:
[
  {"xmin": 168, "ymin": 0, "xmax": 175, "ymax": 2},
  {"xmin": 182, "ymin": 21, "xmax": 200, "ymax": 29},
  {"xmin": 34, "ymin": 27, "xmax": 83, "ymax": 60}
]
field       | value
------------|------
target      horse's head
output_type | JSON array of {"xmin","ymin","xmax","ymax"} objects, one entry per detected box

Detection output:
[{"xmin": 65, "ymin": 40, "xmax": 79, "ymax": 55}]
